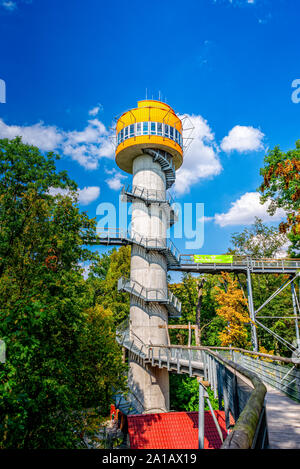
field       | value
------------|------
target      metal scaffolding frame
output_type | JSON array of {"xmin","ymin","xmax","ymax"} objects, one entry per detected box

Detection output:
[
  {"xmin": 88, "ymin": 229, "xmax": 300, "ymax": 354},
  {"xmin": 246, "ymin": 268, "xmax": 258, "ymax": 351},
  {"xmin": 248, "ymin": 271, "xmax": 300, "ymax": 353}
]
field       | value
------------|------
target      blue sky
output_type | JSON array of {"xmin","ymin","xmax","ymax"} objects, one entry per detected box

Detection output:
[{"xmin": 0, "ymin": 0, "xmax": 299, "ymax": 266}]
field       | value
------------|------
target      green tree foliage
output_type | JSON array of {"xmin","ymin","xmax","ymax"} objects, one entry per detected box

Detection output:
[
  {"xmin": 0, "ymin": 138, "xmax": 126, "ymax": 448},
  {"xmin": 258, "ymin": 141, "xmax": 300, "ymax": 256},
  {"xmin": 228, "ymin": 218, "xmax": 299, "ymax": 355},
  {"xmin": 76, "ymin": 304, "xmax": 126, "ymax": 411},
  {"xmin": 228, "ymin": 217, "xmax": 288, "ymax": 258},
  {"xmin": 168, "ymin": 275, "xmax": 199, "ymax": 345},
  {"xmin": 87, "ymin": 246, "xmax": 131, "ymax": 325},
  {"xmin": 214, "ymin": 272, "xmax": 250, "ymax": 348},
  {"xmin": 170, "ymin": 374, "xmax": 218, "ymax": 412},
  {"xmin": 169, "ymin": 274, "xmax": 222, "ymax": 346}
]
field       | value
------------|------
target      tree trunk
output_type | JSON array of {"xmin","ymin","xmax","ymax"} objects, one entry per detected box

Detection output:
[{"xmin": 196, "ymin": 278, "xmax": 206, "ymax": 345}]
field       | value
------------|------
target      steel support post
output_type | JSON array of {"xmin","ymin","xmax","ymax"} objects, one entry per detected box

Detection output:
[
  {"xmin": 206, "ymin": 396, "xmax": 224, "ymax": 443},
  {"xmin": 198, "ymin": 381, "xmax": 205, "ymax": 449},
  {"xmin": 213, "ymin": 360, "xmax": 218, "ymax": 399},
  {"xmin": 291, "ymin": 280, "xmax": 300, "ymax": 345},
  {"xmin": 246, "ymin": 268, "xmax": 258, "ymax": 352},
  {"xmin": 177, "ymin": 348, "xmax": 180, "ymax": 373}
]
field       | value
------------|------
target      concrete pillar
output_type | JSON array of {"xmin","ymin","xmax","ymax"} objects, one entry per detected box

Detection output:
[{"xmin": 128, "ymin": 154, "xmax": 170, "ymax": 413}]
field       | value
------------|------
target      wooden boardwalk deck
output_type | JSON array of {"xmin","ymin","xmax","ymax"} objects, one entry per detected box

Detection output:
[{"xmin": 265, "ymin": 385, "xmax": 300, "ymax": 449}]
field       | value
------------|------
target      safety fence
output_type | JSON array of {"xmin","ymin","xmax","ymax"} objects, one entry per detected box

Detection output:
[
  {"xmin": 117, "ymin": 277, "xmax": 182, "ymax": 317},
  {"xmin": 220, "ymin": 350, "xmax": 300, "ymax": 403},
  {"xmin": 179, "ymin": 255, "xmax": 300, "ymax": 273},
  {"xmin": 116, "ymin": 323, "xmax": 269, "ymax": 449},
  {"xmin": 92, "ymin": 228, "xmax": 180, "ymax": 266}
]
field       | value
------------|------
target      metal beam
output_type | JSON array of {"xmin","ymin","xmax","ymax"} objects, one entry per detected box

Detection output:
[
  {"xmin": 291, "ymin": 280, "xmax": 300, "ymax": 344},
  {"xmin": 246, "ymin": 268, "xmax": 258, "ymax": 352},
  {"xmin": 254, "ymin": 273, "xmax": 299, "ymax": 317},
  {"xmin": 198, "ymin": 380, "xmax": 205, "ymax": 449}
]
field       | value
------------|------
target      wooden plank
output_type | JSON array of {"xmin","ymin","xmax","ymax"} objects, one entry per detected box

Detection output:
[
  {"xmin": 264, "ymin": 385, "xmax": 300, "ymax": 449},
  {"xmin": 194, "ymin": 325, "xmax": 200, "ymax": 346}
]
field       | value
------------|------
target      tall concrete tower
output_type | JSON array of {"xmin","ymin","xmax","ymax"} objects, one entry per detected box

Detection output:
[{"xmin": 115, "ymin": 100, "xmax": 183, "ymax": 413}]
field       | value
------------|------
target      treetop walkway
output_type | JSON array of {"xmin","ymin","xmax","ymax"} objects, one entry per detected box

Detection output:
[
  {"xmin": 116, "ymin": 321, "xmax": 300, "ymax": 449},
  {"xmin": 90, "ymin": 230, "xmax": 300, "ymax": 448}
]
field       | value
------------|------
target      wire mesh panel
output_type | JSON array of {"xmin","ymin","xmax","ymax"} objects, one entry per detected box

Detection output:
[
  {"xmin": 230, "ymin": 351, "xmax": 300, "ymax": 402},
  {"xmin": 202, "ymin": 351, "xmax": 268, "ymax": 449}
]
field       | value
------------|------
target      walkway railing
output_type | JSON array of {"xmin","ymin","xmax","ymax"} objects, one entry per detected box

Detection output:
[
  {"xmin": 86, "ymin": 231, "xmax": 300, "ymax": 274},
  {"xmin": 121, "ymin": 184, "xmax": 178, "ymax": 226},
  {"xmin": 121, "ymin": 184, "xmax": 176, "ymax": 206},
  {"xmin": 92, "ymin": 228, "xmax": 180, "ymax": 266},
  {"xmin": 117, "ymin": 277, "xmax": 182, "ymax": 317},
  {"xmin": 178, "ymin": 255, "xmax": 300, "ymax": 274},
  {"xmin": 143, "ymin": 148, "xmax": 176, "ymax": 189},
  {"xmin": 222, "ymin": 350, "xmax": 300, "ymax": 403}
]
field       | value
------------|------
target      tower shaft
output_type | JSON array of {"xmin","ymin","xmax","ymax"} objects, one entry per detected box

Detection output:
[
  {"xmin": 129, "ymin": 154, "xmax": 169, "ymax": 413},
  {"xmin": 115, "ymin": 99, "xmax": 183, "ymax": 414}
]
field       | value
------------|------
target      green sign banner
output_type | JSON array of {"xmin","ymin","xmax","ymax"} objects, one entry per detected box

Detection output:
[{"xmin": 193, "ymin": 254, "xmax": 233, "ymax": 264}]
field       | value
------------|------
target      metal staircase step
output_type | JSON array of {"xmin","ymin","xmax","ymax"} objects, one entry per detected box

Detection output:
[{"xmin": 143, "ymin": 148, "xmax": 176, "ymax": 189}]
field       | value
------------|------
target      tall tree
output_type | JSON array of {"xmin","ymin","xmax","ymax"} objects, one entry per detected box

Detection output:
[
  {"xmin": 195, "ymin": 277, "xmax": 206, "ymax": 343},
  {"xmin": 87, "ymin": 246, "xmax": 131, "ymax": 325},
  {"xmin": 228, "ymin": 217, "xmax": 288, "ymax": 258},
  {"xmin": 169, "ymin": 274, "xmax": 221, "ymax": 346},
  {"xmin": 214, "ymin": 272, "xmax": 250, "ymax": 348},
  {"xmin": 258, "ymin": 141, "xmax": 300, "ymax": 256},
  {"xmin": 0, "ymin": 138, "xmax": 126, "ymax": 448}
]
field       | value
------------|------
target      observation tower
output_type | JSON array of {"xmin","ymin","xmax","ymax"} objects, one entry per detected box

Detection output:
[{"xmin": 115, "ymin": 99, "xmax": 183, "ymax": 413}]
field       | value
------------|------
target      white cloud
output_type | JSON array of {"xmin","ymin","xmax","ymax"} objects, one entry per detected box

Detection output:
[
  {"xmin": 48, "ymin": 185, "xmax": 100, "ymax": 205},
  {"xmin": 221, "ymin": 125, "xmax": 265, "ymax": 153},
  {"xmin": 212, "ymin": 0, "xmax": 256, "ymax": 5},
  {"xmin": 88, "ymin": 105, "xmax": 102, "ymax": 117},
  {"xmin": 78, "ymin": 186, "xmax": 100, "ymax": 205},
  {"xmin": 1, "ymin": 1, "xmax": 17, "ymax": 10},
  {"xmin": 0, "ymin": 119, "xmax": 63, "ymax": 151},
  {"xmin": 48, "ymin": 187, "xmax": 71, "ymax": 198},
  {"xmin": 198, "ymin": 215, "xmax": 214, "ymax": 223},
  {"xmin": 105, "ymin": 170, "xmax": 127, "ymax": 191},
  {"xmin": 79, "ymin": 262, "xmax": 91, "ymax": 279},
  {"xmin": 174, "ymin": 114, "xmax": 222, "ymax": 195},
  {"xmin": 0, "ymin": 116, "xmax": 114, "ymax": 170},
  {"xmin": 274, "ymin": 240, "xmax": 292, "ymax": 259},
  {"xmin": 213, "ymin": 192, "xmax": 286, "ymax": 227}
]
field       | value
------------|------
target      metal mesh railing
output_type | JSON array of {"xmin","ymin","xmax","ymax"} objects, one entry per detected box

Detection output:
[
  {"xmin": 121, "ymin": 184, "xmax": 167, "ymax": 203},
  {"xmin": 93, "ymin": 229, "xmax": 180, "ymax": 265},
  {"xmin": 180, "ymin": 255, "xmax": 300, "ymax": 272},
  {"xmin": 210, "ymin": 351, "xmax": 268, "ymax": 449},
  {"xmin": 130, "ymin": 231, "xmax": 180, "ymax": 264},
  {"xmin": 117, "ymin": 277, "xmax": 182, "ymax": 316},
  {"xmin": 121, "ymin": 184, "xmax": 178, "ymax": 213},
  {"xmin": 96, "ymin": 227, "xmax": 127, "ymax": 239},
  {"xmin": 225, "ymin": 350, "xmax": 300, "ymax": 402}
]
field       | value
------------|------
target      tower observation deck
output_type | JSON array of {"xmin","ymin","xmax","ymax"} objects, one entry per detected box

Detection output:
[{"xmin": 115, "ymin": 99, "xmax": 183, "ymax": 413}]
